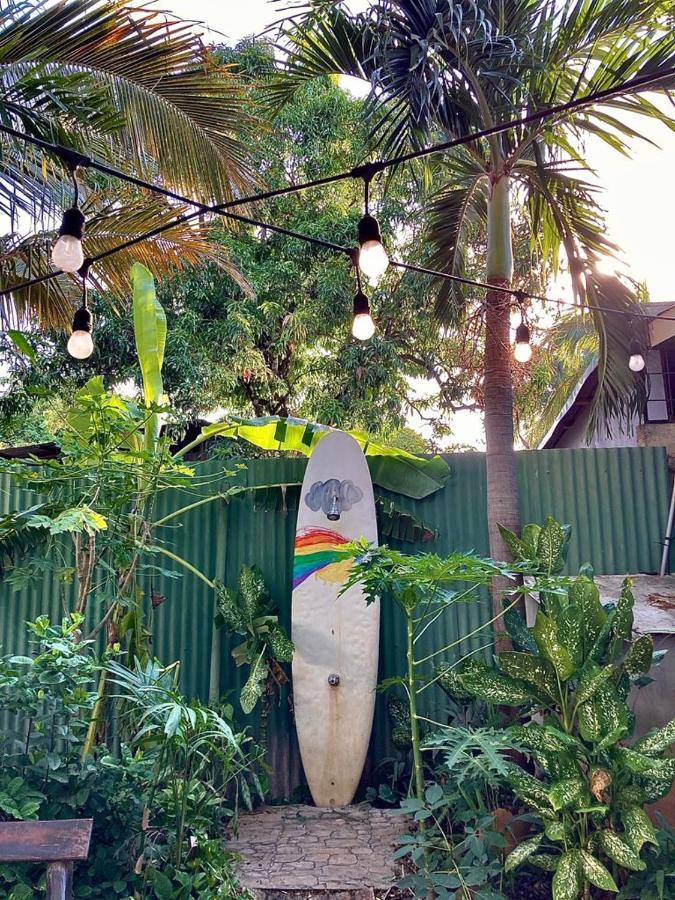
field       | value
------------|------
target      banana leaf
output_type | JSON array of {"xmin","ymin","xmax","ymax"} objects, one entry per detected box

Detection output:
[
  {"xmin": 131, "ymin": 262, "xmax": 166, "ymax": 449},
  {"xmin": 189, "ymin": 416, "xmax": 451, "ymax": 499}
]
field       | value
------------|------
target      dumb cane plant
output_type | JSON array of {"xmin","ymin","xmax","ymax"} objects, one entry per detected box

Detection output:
[
  {"xmin": 215, "ymin": 565, "xmax": 293, "ymax": 717},
  {"xmin": 452, "ymin": 517, "xmax": 675, "ymax": 900}
]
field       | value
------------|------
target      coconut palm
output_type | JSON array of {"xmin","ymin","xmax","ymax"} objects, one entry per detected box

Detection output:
[
  {"xmin": 272, "ymin": 0, "xmax": 675, "ymax": 611},
  {"xmin": 0, "ymin": 0, "xmax": 257, "ymax": 326}
]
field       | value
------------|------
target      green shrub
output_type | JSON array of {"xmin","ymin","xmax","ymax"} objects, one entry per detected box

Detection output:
[
  {"xmin": 0, "ymin": 616, "xmax": 258, "ymax": 898},
  {"xmin": 457, "ymin": 518, "xmax": 675, "ymax": 900}
]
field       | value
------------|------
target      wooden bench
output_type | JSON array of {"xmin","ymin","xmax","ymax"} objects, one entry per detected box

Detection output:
[{"xmin": 0, "ymin": 819, "xmax": 93, "ymax": 900}]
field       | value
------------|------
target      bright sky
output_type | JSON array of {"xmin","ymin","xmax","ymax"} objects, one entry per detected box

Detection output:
[{"xmin": 162, "ymin": 1, "xmax": 675, "ymax": 448}]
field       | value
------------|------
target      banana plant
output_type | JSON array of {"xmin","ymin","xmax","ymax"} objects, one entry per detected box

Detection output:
[
  {"xmin": 454, "ymin": 517, "xmax": 675, "ymax": 900},
  {"xmin": 215, "ymin": 565, "xmax": 293, "ymax": 716}
]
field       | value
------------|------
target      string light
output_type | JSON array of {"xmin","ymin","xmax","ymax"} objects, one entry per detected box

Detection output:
[
  {"xmin": 52, "ymin": 167, "xmax": 85, "ymax": 274},
  {"xmin": 357, "ymin": 176, "xmax": 389, "ymax": 285},
  {"xmin": 352, "ymin": 290, "xmax": 375, "ymax": 341},
  {"xmin": 350, "ymin": 250, "xmax": 376, "ymax": 340},
  {"xmin": 628, "ymin": 339, "xmax": 646, "ymax": 373},
  {"xmin": 514, "ymin": 297, "xmax": 532, "ymax": 363},
  {"xmin": 67, "ymin": 275, "xmax": 94, "ymax": 360}
]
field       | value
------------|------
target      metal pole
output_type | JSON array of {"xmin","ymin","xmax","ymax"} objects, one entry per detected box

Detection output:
[{"xmin": 659, "ymin": 474, "xmax": 675, "ymax": 576}]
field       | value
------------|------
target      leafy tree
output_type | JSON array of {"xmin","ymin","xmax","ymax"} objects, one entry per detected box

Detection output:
[
  {"xmin": 270, "ymin": 0, "xmax": 675, "ymax": 618},
  {"xmin": 1, "ymin": 41, "xmax": 481, "ymax": 446}
]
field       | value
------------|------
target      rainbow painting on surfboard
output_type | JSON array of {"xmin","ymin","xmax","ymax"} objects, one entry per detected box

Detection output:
[{"xmin": 292, "ymin": 526, "xmax": 353, "ymax": 590}]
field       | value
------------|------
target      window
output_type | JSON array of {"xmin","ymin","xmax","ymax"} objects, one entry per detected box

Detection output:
[{"xmin": 646, "ymin": 339, "xmax": 675, "ymax": 423}]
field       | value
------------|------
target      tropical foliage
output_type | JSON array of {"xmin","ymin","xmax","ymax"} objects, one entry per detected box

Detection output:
[
  {"xmin": 452, "ymin": 518, "xmax": 675, "ymax": 899},
  {"xmin": 0, "ymin": 616, "xmax": 263, "ymax": 899},
  {"xmin": 271, "ymin": 0, "xmax": 675, "ymax": 582},
  {"xmin": 0, "ymin": 0, "xmax": 256, "ymax": 326},
  {"xmin": 215, "ymin": 565, "xmax": 293, "ymax": 715}
]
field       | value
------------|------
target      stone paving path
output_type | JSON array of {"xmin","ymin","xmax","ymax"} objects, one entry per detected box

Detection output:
[{"xmin": 229, "ymin": 803, "xmax": 407, "ymax": 896}]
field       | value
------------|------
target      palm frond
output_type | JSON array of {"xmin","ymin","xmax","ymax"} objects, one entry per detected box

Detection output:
[
  {"xmin": 424, "ymin": 151, "xmax": 489, "ymax": 326},
  {"xmin": 519, "ymin": 160, "xmax": 649, "ymax": 437},
  {"xmin": 0, "ymin": 192, "xmax": 252, "ymax": 329},
  {"xmin": 0, "ymin": 0, "xmax": 258, "ymax": 202}
]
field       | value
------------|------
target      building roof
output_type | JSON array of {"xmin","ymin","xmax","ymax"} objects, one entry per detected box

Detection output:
[{"xmin": 538, "ymin": 301, "xmax": 675, "ymax": 449}]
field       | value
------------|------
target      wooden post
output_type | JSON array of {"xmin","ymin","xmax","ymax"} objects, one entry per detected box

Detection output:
[
  {"xmin": 46, "ymin": 861, "xmax": 73, "ymax": 900},
  {"xmin": 0, "ymin": 819, "xmax": 92, "ymax": 900}
]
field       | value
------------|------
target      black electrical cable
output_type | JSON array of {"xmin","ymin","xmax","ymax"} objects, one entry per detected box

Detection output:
[
  {"xmin": 1, "ymin": 64, "xmax": 674, "ymax": 320},
  {"xmin": 0, "ymin": 62, "xmax": 672, "ymax": 290}
]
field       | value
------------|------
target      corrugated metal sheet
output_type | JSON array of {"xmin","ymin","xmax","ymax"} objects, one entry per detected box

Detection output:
[{"xmin": 0, "ymin": 446, "xmax": 668, "ymax": 797}]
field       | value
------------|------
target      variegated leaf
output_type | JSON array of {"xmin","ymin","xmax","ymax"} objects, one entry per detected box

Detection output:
[
  {"xmin": 634, "ymin": 717, "xmax": 675, "ymax": 755},
  {"xmin": 549, "ymin": 775, "xmax": 588, "ymax": 812},
  {"xmin": 621, "ymin": 805, "xmax": 659, "ymax": 853},
  {"xmin": 533, "ymin": 610, "xmax": 574, "ymax": 681},
  {"xmin": 458, "ymin": 667, "xmax": 533, "ymax": 705},
  {"xmin": 575, "ymin": 663, "xmax": 614, "ymax": 704},
  {"xmin": 504, "ymin": 833, "xmax": 544, "ymax": 873},
  {"xmin": 552, "ymin": 850, "xmax": 582, "ymax": 900},
  {"xmin": 624, "ymin": 634, "xmax": 654, "ymax": 675},
  {"xmin": 569, "ymin": 576, "xmax": 606, "ymax": 649},
  {"xmin": 499, "ymin": 651, "xmax": 558, "ymax": 699},
  {"xmin": 579, "ymin": 851, "xmax": 618, "ymax": 892},
  {"xmin": 598, "ymin": 830, "xmax": 646, "ymax": 872}
]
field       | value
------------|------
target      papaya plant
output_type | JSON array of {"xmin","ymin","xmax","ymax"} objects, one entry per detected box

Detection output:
[
  {"xmin": 456, "ymin": 517, "xmax": 675, "ymax": 900},
  {"xmin": 215, "ymin": 565, "xmax": 293, "ymax": 715}
]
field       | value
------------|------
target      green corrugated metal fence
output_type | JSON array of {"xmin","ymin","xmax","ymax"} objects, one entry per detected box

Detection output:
[{"xmin": 0, "ymin": 446, "xmax": 668, "ymax": 797}]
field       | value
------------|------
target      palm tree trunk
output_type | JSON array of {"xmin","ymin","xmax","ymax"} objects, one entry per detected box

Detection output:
[{"xmin": 484, "ymin": 172, "xmax": 521, "ymax": 644}]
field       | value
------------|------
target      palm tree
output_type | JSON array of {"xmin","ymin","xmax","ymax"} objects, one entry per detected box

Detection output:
[
  {"xmin": 0, "ymin": 0, "xmax": 257, "ymax": 326},
  {"xmin": 272, "ymin": 0, "xmax": 675, "ymax": 614}
]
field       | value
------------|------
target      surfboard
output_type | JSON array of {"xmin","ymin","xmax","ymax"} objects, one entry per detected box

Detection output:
[{"xmin": 291, "ymin": 430, "xmax": 379, "ymax": 807}]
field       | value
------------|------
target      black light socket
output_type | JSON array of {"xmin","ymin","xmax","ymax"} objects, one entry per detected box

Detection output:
[
  {"xmin": 629, "ymin": 339, "xmax": 642, "ymax": 356},
  {"xmin": 72, "ymin": 305, "xmax": 92, "ymax": 334},
  {"xmin": 353, "ymin": 291, "xmax": 371, "ymax": 316},
  {"xmin": 59, "ymin": 206, "xmax": 85, "ymax": 240},
  {"xmin": 515, "ymin": 322, "xmax": 530, "ymax": 345},
  {"xmin": 357, "ymin": 213, "xmax": 382, "ymax": 246}
]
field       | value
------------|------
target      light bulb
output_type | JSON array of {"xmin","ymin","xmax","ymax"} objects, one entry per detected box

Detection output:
[
  {"xmin": 67, "ymin": 330, "xmax": 94, "ymax": 360},
  {"xmin": 514, "ymin": 323, "xmax": 532, "ymax": 363},
  {"xmin": 52, "ymin": 206, "xmax": 86, "ymax": 273},
  {"xmin": 514, "ymin": 340, "xmax": 532, "ymax": 364},
  {"xmin": 628, "ymin": 340, "xmax": 645, "ymax": 373},
  {"xmin": 352, "ymin": 290, "xmax": 375, "ymax": 341},
  {"xmin": 52, "ymin": 234, "xmax": 85, "ymax": 273},
  {"xmin": 352, "ymin": 312, "xmax": 376, "ymax": 341},
  {"xmin": 67, "ymin": 304, "xmax": 93, "ymax": 360},
  {"xmin": 359, "ymin": 240, "xmax": 389, "ymax": 283},
  {"xmin": 357, "ymin": 213, "xmax": 389, "ymax": 283}
]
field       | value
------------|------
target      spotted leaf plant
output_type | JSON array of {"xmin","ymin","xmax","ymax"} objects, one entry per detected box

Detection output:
[
  {"xmin": 456, "ymin": 518, "xmax": 675, "ymax": 900},
  {"xmin": 215, "ymin": 565, "xmax": 293, "ymax": 714}
]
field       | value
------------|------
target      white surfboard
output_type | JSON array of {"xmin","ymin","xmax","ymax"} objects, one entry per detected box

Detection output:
[{"xmin": 291, "ymin": 431, "xmax": 379, "ymax": 807}]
